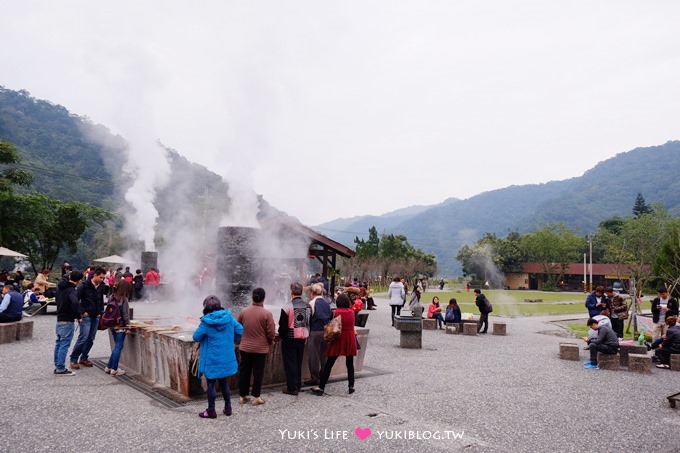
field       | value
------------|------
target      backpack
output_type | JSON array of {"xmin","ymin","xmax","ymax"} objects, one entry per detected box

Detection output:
[
  {"xmin": 98, "ymin": 297, "xmax": 122, "ymax": 330},
  {"xmin": 483, "ymin": 295, "xmax": 493, "ymax": 313},
  {"xmin": 287, "ymin": 306, "xmax": 310, "ymax": 340}
]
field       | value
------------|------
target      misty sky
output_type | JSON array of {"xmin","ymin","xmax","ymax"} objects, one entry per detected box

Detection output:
[{"xmin": 3, "ymin": 1, "xmax": 680, "ymax": 226}]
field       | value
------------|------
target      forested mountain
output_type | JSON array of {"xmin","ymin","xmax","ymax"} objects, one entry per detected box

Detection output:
[{"xmin": 316, "ymin": 141, "xmax": 680, "ymax": 275}]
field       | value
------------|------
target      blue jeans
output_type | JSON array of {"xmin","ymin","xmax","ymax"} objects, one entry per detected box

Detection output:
[
  {"xmin": 70, "ymin": 316, "xmax": 99, "ymax": 363},
  {"xmin": 106, "ymin": 330, "xmax": 126, "ymax": 370},
  {"xmin": 54, "ymin": 321, "xmax": 75, "ymax": 371}
]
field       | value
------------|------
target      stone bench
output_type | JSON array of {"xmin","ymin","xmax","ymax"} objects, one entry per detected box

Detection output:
[
  {"xmin": 0, "ymin": 318, "xmax": 34, "ymax": 343},
  {"xmin": 627, "ymin": 353, "xmax": 651, "ymax": 374},
  {"xmin": 597, "ymin": 352, "xmax": 620, "ymax": 370},
  {"xmin": 619, "ymin": 344, "xmax": 647, "ymax": 366},
  {"xmin": 559, "ymin": 343, "xmax": 580, "ymax": 361},
  {"xmin": 671, "ymin": 354, "xmax": 680, "ymax": 371},
  {"xmin": 422, "ymin": 318, "xmax": 437, "ymax": 330},
  {"xmin": 463, "ymin": 323, "xmax": 478, "ymax": 336},
  {"xmin": 492, "ymin": 322, "xmax": 506, "ymax": 336}
]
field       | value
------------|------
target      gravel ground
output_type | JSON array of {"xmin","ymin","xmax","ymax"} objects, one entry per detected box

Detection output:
[{"xmin": 1, "ymin": 295, "xmax": 679, "ymax": 453}]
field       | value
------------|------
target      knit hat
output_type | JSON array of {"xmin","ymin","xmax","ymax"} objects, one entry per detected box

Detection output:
[{"xmin": 202, "ymin": 295, "xmax": 223, "ymax": 312}]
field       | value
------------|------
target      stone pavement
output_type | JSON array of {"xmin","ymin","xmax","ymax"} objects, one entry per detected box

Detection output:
[{"xmin": 1, "ymin": 296, "xmax": 679, "ymax": 453}]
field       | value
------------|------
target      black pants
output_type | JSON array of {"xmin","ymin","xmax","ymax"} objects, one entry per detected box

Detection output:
[
  {"xmin": 610, "ymin": 318, "xmax": 624, "ymax": 338},
  {"xmin": 281, "ymin": 339, "xmax": 306, "ymax": 391},
  {"xmin": 477, "ymin": 312, "xmax": 489, "ymax": 333},
  {"xmin": 590, "ymin": 343, "xmax": 617, "ymax": 365},
  {"xmin": 238, "ymin": 351, "xmax": 267, "ymax": 397},
  {"xmin": 319, "ymin": 355, "xmax": 354, "ymax": 390},
  {"xmin": 206, "ymin": 378, "xmax": 230, "ymax": 411},
  {"xmin": 655, "ymin": 348, "xmax": 679, "ymax": 366},
  {"xmin": 0, "ymin": 313, "xmax": 21, "ymax": 323},
  {"xmin": 390, "ymin": 305, "xmax": 402, "ymax": 325}
]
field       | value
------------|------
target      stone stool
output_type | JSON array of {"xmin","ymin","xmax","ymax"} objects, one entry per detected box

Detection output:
[
  {"xmin": 597, "ymin": 352, "xmax": 620, "ymax": 370},
  {"xmin": 15, "ymin": 319, "xmax": 34, "ymax": 340},
  {"xmin": 559, "ymin": 343, "xmax": 580, "ymax": 361},
  {"xmin": 463, "ymin": 323, "xmax": 478, "ymax": 336},
  {"xmin": 671, "ymin": 354, "xmax": 680, "ymax": 371},
  {"xmin": 0, "ymin": 323, "xmax": 18, "ymax": 344},
  {"xmin": 445, "ymin": 323, "xmax": 461, "ymax": 334},
  {"xmin": 492, "ymin": 322, "xmax": 506, "ymax": 335},
  {"xmin": 627, "ymin": 353, "xmax": 652, "ymax": 374},
  {"xmin": 422, "ymin": 318, "xmax": 437, "ymax": 330},
  {"xmin": 619, "ymin": 344, "xmax": 647, "ymax": 366}
]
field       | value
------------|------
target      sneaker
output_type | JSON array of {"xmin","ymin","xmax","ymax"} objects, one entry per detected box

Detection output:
[
  {"xmin": 239, "ymin": 396, "xmax": 251, "ymax": 405},
  {"xmin": 655, "ymin": 364, "xmax": 670, "ymax": 369},
  {"xmin": 584, "ymin": 363, "xmax": 599, "ymax": 369},
  {"xmin": 198, "ymin": 409, "xmax": 217, "ymax": 419},
  {"xmin": 54, "ymin": 369, "xmax": 76, "ymax": 376},
  {"xmin": 111, "ymin": 369, "xmax": 126, "ymax": 376},
  {"xmin": 70, "ymin": 362, "xmax": 80, "ymax": 369},
  {"xmin": 252, "ymin": 397, "xmax": 265, "ymax": 406},
  {"xmin": 223, "ymin": 407, "xmax": 232, "ymax": 416},
  {"xmin": 104, "ymin": 367, "xmax": 111, "ymax": 374},
  {"xmin": 79, "ymin": 360, "xmax": 93, "ymax": 367},
  {"xmin": 583, "ymin": 361, "xmax": 592, "ymax": 366}
]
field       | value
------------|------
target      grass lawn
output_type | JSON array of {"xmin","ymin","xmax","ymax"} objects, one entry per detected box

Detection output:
[{"xmin": 418, "ymin": 289, "xmax": 589, "ymax": 317}]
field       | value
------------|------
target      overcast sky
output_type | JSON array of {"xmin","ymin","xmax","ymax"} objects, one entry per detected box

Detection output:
[{"xmin": 3, "ymin": 1, "xmax": 680, "ymax": 226}]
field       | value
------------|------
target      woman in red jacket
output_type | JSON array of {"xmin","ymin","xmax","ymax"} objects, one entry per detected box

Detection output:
[{"xmin": 312, "ymin": 293, "xmax": 358, "ymax": 395}]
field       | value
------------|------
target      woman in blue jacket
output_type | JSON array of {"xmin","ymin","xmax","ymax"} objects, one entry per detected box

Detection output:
[{"xmin": 193, "ymin": 296, "xmax": 244, "ymax": 419}]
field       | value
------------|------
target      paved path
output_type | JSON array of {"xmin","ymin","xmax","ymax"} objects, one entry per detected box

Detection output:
[{"xmin": 2, "ymin": 296, "xmax": 678, "ymax": 452}]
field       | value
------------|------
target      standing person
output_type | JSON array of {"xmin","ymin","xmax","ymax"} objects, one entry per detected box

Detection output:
[
  {"xmin": 0, "ymin": 284, "xmax": 23, "ymax": 322},
  {"xmin": 312, "ymin": 293, "xmax": 358, "ymax": 396},
  {"xmin": 439, "ymin": 279, "xmax": 445, "ymax": 290},
  {"xmin": 122, "ymin": 266, "xmax": 133, "ymax": 283},
  {"xmin": 585, "ymin": 286, "xmax": 607, "ymax": 318},
  {"xmin": 144, "ymin": 268, "xmax": 160, "ymax": 300},
  {"xmin": 651, "ymin": 286, "xmax": 679, "ymax": 340},
  {"xmin": 69, "ymin": 267, "xmax": 106, "ymax": 369},
  {"xmin": 61, "ymin": 261, "xmax": 70, "ymax": 278},
  {"xmin": 193, "ymin": 296, "xmax": 243, "ymax": 418},
  {"xmin": 53, "ymin": 271, "xmax": 83, "ymax": 376},
  {"xmin": 132, "ymin": 269, "xmax": 144, "ymax": 301},
  {"xmin": 582, "ymin": 318, "xmax": 619, "ymax": 369},
  {"xmin": 388, "ymin": 277, "xmax": 405, "ymax": 326},
  {"xmin": 474, "ymin": 288, "xmax": 491, "ymax": 334},
  {"xmin": 305, "ymin": 283, "xmax": 331, "ymax": 386},
  {"xmin": 236, "ymin": 287, "xmax": 276, "ymax": 406},
  {"xmin": 104, "ymin": 280, "xmax": 132, "ymax": 376},
  {"xmin": 408, "ymin": 286, "xmax": 422, "ymax": 312},
  {"xmin": 609, "ymin": 294, "xmax": 629, "ymax": 339},
  {"xmin": 34, "ymin": 268, "xmax": 50, "ymax": 294},
  {"xmin": 278, "ymin": 282, "xmax": 311, "ymax": 396},
  {"xmin": 427, "ymin": 296, "xmax": 445, "ymax": 329}
]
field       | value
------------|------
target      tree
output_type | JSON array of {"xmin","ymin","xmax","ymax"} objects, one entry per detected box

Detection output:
[
  {"xmin": 1, "ymin": 193, "xmax": 111, "ymax": 273},
  {"xmin": 0, "ymin": 140, "xmax": 33, "ymax": 193},
  {"xmin": 354, "ymin": 226, "xmax": 379, "ymax": 258},
  {"xmin": 632, "ymin": 193, "xmax": 653, "ymax": 218},
  {"xmin": 654, "ymin": 221, "xmax": 680, "ymax": 296},
  {"xmin": 519, "ymin": 224, "xmax": 583, "ymax": 289}
]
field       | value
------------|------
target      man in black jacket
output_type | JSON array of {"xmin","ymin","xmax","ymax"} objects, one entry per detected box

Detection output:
[
  {"xmin": 474, "ymin": 289, "xmax": 491, "ymax": 334},
  {"xmin": 654, "ymin": 316, "xmax": 680, "ymax": 369},
  {"xmin": 54, "ymin": 271, "xmax": 83, "ymax": 376},
  {"xmin": 69, "ymin": 267, "xmax": 105, "ymax": 369}
]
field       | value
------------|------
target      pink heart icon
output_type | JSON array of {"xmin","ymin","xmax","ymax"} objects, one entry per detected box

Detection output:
[{"xmin": 354, "ymin": 428, "xmax": 372, "ymax": 440}]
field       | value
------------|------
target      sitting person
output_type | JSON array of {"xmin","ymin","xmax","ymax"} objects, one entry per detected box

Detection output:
[
  {"xmin": 654, "ymin": 316, "xmax": 680, "ymax": 369},
  {"xmin": 351, "ymin": 292, "xmax": 363, "ymax": 313},
  {"xmin": 22, "ymin": 283, "xmax": 46, "ymax": 316},
  {"xmin": 582, "ymin": 318, "xmax": 619, "ymax": 369},
  {"xmin": 427, "ymin": 296, "xmax": 445, "ymax": 329},
  {"xmin": 646, "ymin": 316, "xmax": 677, "ymax": 353},
  {"xmin": 585, "ymin": 307, "xmax": 612, "ymax": 349},
  {"xmin": 0, "ymin": 283, "xmax": 24, "ymax": 323},
  {"xmin": 445, "ymin": 298, "xmax": 462, "ymax": 324}
]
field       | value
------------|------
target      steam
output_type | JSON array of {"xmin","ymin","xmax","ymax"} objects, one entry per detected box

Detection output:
[
  {"xmin": 469, "ymin": 243, "xmax": 506, "ymax": 289},
  {"xmin": 122, "ymin": 138, "xmax": 170, "ymax": 250}
]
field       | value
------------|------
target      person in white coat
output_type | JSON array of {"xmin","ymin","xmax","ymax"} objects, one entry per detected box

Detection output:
[{"xmin": 388, "ymin": 277, "xmax": 405, "ymax": 326}]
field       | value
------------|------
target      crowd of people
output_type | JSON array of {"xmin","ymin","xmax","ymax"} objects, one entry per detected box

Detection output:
[
  {"xmin": 582, "ymin": 284, "xmax": 679, "ymax": 369},
  {"xmin": 191, "ymin": 281, "xmax": 358, "ymax": 419}
]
